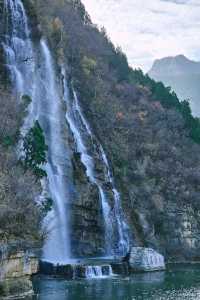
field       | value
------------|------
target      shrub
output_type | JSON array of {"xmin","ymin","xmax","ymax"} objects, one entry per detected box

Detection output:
[
  {"xmin": 0, "ymin": 90, "xmax": 44, "ymax": 244},
  {"xmin": 129, "ymin": 69, "xmax": 200, "ymax": 144}
]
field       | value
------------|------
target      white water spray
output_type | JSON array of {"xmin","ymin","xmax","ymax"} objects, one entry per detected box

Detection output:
[
  {"xmin": 85, "ymin": 265, "xmax": 113, "ymax": 279},
  {"xmin": 62, "ymin": 69, "xmax": 113, "ymax": 255},
  {"xmin": 62, "ymin": 69, "xmax": 130, "ymax": 256},
  {"xmin": 3, "ymin": 0, "xmax": 72, "ymax": 264},
  {"xmin": 39, "ymin": 40, "xmax": 72, "ymax": 263},
  {"xmin": 3, "ymin": 0, "xmax": 130, "ymax": 263},
  {"xmin": 99, "ymin": 146, "xmax": 130, "ymax": 256}
]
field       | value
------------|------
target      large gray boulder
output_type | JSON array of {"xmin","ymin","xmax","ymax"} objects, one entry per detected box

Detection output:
[{"xmin": 129, "ymin": 247, "xmax": 165, "ymax": 272}]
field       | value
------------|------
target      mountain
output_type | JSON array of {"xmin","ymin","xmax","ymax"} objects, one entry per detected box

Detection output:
[
  {"xmin": 1, "ymin": 3, "xmax": 200, "ymax": 296},
  {"xmin": 149, "ymin": 55, "xmax": 200, "ymax": 116}
]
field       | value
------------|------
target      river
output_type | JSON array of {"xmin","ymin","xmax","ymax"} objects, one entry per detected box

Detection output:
[{"xmin": 32, "ymin": 264, "xmax": 200, "ymax": 300}]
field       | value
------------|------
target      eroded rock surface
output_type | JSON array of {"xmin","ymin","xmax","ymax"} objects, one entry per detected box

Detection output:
[
  {"xmin": 0, "ymin": 245, "xmax": 39, "ymax": 299},
  {"xmin": 129, "ymin": 247, "xmax": 165, "ymax": 272}
]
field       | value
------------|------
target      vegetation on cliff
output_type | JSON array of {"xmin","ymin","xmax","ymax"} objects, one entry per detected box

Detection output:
[
  {"xmin": 31, "ymin": 0, "xmax": 200, "ymax": 145},
  {"xmin": 23, "ymin": 120, "xmax": 48, "ymax": 179},
  {"xmin": 0, "ymin": 0, "xmax": 200, "ymax": 260},
  {"xmin": 0, "ymin": 90, "xmax": 44, "ymax": 245},
  {"xmin": 28, "ymin": 0, "xmax": 200, "ymax": 260}
]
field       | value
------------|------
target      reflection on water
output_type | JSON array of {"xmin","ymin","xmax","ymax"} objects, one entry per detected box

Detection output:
[{"xmin": 32, "ymin": 265, "xmax": 200, "ymax": 300}]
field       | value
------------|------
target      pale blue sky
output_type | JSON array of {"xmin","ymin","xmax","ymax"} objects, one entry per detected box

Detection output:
[{"xmin": 82, "ymin": 0, "xmax": 200, "ymax": 72}]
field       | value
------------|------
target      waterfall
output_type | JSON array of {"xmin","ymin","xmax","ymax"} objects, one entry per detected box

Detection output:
[
  {"xmin": 2, "ymin": 0, "xmax": 130, "ymax": 263},
  {"xmin": 39, "ymin": 40, "xmax": 72, "ymax": 263},
  {"xmin": 99, "ymin": 146, "xmax": 130, "ymax": 256},
  {"xmin": 62, "ymin": 69, "xmax": 113, "ymax": 255},
  {"xmin": 2, "ymin": 0, "xmax": 72, "ymax": 264},
  {"xmin": 72, "ymin": 88, "xmax": 130, "ymax": 256},
  {"xmin": 2, "ymin": 0, "xmax": 35, "ymax": 97},
  {"xmin": 62, "ymin": 69, "xmax": 130, "ymax": 256}
]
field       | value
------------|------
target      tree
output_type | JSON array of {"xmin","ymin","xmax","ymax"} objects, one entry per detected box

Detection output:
[{"xmin": 23, "ymin": 121, "xmax": 48, "ymax": 178}]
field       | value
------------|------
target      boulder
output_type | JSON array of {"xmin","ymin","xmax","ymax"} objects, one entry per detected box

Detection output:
[
  {"xmin": 39, "ymin": 261, "xmax": 74, "ymax": 279},
  {"xmin": 129, "ymin": 247, "xmax": 165, "ymax": 272}
]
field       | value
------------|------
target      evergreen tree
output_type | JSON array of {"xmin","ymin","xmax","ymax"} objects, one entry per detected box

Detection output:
[{"xmin": 23, "ymin": 121, "xmax": 48, "ymax": 178}]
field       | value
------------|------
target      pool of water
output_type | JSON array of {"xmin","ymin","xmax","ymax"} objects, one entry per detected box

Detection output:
[{"xmin": 32, "ymin": 264, "xmax": 200, "ymax": 300}]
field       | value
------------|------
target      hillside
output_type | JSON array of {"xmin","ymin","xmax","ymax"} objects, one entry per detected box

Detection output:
[{"xmin": 0, "ymin": 0, "xmax": 200, "ymax": 264}]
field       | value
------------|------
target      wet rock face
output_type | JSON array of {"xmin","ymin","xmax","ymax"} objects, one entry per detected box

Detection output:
[
  {"xmin": 0, "ymin": 247, "xmax": 39, "ymax": 299},
  {"xmin": 70, "ymin": 152, "xmax": 105, "ymax": 257},
  {"xmin": 129, "ymin": 247, "xmax": 165, "ymax": 272},
  {"xmin": 79, "ymin": 85, "xmax": 200, "ymax": 261},
  {"xmin": 111, "ymin": 262, "xmax": 129, "ymax": 276}
]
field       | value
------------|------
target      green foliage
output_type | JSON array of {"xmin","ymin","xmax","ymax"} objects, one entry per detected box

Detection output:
[
  {"xmin": 35, "ymin": 0, "xmax": 200, "ymax": 145},
  {"xmin": 23, "ymin": 121, "xmax": 48, "ymax": 178},
  {"xmin": 72, "ymin": 0, "xmax": 91, "ymax": 24},
  {"xmin": 108, "ymin": 46, "xmax": 130, "ymax": 82},
  {"xmin": 0, "ymin": 90, "xmax": 44, "ymax": 244},
  {"xmin": 81, "ymin": 56, "xmax": 97, "ymax": 76},
  {"xmin": 129, "ymin": 69, "xmax": 200, "ymax": 144}
]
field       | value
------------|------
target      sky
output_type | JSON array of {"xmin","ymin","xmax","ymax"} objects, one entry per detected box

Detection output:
[{"xmin": 82, "ymin": 0, "xmax": 200, "ymax": 72}]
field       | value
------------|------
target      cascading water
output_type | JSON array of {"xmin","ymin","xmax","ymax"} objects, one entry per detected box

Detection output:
[
  {"xmin": 85, "ymin": 265, "xmax": 113, "ymax": 279},
  {"xmin": 38, "ymin": 40, "xmax": 72, "ymax": 263},
  {"xmin": 99, "ymin": 146, "xmax": 130, "ymax": 256},
  {"xmin": 72, "ymin": 88, "xmax": 130, "ymax": 255},
  {"xmin": 2, "ymin": 0, "xmax": 34, "ymax": 97},
  {"xmin": 62, "ymin": 69, "xmax": 113, "ymax": 255},
  {"xmin": 2, "ymin": 0, "xmax": 130, "ymax": 265},
  {"xmin": 74, "ymin": 93, "xmax": 130, "ymax": 256},
  {"xmin": 62, "ymin": 69, "xmax": 130, "ymax": 256},
  {"xmin": 2, "ymin": 0, "xmax": 72, "ymax": 264}
]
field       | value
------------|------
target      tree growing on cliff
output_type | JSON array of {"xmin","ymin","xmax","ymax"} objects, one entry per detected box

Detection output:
[{"xmin": 23, "ymin": 121, "xmax": 48, "ymax": 178}]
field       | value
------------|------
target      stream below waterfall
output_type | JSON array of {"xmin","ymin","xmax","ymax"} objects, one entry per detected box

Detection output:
[{"xmin": 31, "ymin": 264, "xmax": 200, "ymax": 300}]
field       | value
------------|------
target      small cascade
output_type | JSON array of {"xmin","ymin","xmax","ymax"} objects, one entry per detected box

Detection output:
[{"xmin": 85, "ymin": 265, "xmax": 113, "ymax": 279}]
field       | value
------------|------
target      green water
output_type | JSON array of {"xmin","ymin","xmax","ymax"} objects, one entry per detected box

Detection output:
[{"xmin": 33, "ymin": 265, "xmax": 200, "ymax": 300}]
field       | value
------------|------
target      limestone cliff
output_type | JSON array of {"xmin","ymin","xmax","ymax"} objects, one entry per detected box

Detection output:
[
  {"xmin": 1, "ymin": 0, "xmax": 200, "ymax": 264},
  {"xmin": 0, "ymin": 245, "xmax": 39, "ymax": 298},
  {"xmin": 24, "ymin": 0, "xmax": 200, "ymax": 262}
]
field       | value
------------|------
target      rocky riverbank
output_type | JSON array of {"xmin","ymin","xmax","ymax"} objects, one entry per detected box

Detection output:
[
  {"xmin": 0, "ymin": 244, "xmax": 39, "ymax": 299},
  {"xmin": 39, "ymin": 247, "xmax": 166, "ymax": 279}
]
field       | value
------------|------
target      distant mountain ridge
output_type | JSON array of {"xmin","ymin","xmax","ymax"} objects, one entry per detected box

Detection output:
[
  {"xmin": 148, "ymin": 55, "xmax": 200, "ymax": 116},
  {"xmin": 149, "ymin": 55, "xmax": 200, "ymax": 76}
]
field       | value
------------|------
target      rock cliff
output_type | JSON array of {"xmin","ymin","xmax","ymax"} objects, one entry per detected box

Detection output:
[
  {"xmin": 0, "ymin": 244, "xmax": 39, "ymax": 298},
  {"xmin": 1, "ymin": 0, "xmax": 200, "ymax": 266}
]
